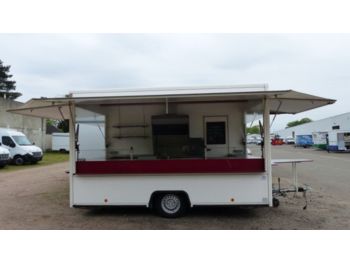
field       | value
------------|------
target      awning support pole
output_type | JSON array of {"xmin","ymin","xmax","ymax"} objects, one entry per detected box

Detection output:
[
  {"xmin": 57, "ymin": 106, "xmax": 65, "ymax": 121},
  {"xmin": 68, "ymin": 102, "xmax": 76, "ymax": 208},
  {"xmin": 263, "ymin": 97, "xmax": 273, "ymax": 207},
  {"xmin": 270, "ymin": 100, "xmax": 282, "ymax": 128}
]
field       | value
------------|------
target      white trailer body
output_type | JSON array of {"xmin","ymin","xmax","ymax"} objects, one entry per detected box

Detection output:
[
  {"xmin": 312, "ymin": 131, "xmax": 327, "ymax": 145},
  {"xmin": 73, "ymin": 174, "xmax": 268, "ymax": 206},
  {"xmin": 9, "ymin": 85, "xmax": 335, "ymax": 217},
  {"xmin": 52, "ymin": 133, "xmax": 69, "ymax": 152},
  {"xmin": 312, "ymin": 131, "xmax": 328, "ymax": 150},
  {"xmin": 328, "ymin": 130, "xmax": 350, "ymax": 152}
]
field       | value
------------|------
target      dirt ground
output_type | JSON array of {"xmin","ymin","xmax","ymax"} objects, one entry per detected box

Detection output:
[{"xmin": 0, "ymin": 145, "xmax": 349, "ymax": 229}]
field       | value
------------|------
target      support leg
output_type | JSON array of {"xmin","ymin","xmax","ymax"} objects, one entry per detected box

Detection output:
[{"xmin": 292, "ymin": 162, "xmax": 298, "ymax": 196}]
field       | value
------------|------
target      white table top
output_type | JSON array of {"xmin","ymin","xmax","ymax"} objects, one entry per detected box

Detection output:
[{"xmin": 272, "ymin": 159, "xmax": 313, "ymax": 165}]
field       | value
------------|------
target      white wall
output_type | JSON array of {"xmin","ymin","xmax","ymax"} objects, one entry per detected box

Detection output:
[
  {"xmin": 0, "ymin": 97, "xmax": 46, "ymax": 149},
  {"xmin": 45, "ymin": 134, "xmax": 52, "ymax": 151},
  {"xmin": 275, "ymin": 112, "xmax": 350, "ymax": 138},
  {"xmin": 106, "ymin": 104, "xmax": 164, "ymax": 157}
]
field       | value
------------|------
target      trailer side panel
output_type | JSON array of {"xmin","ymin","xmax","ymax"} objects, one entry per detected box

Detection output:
[{"xmin": 72, "ymin": 174, "xmax": 269, "ymax": 206}]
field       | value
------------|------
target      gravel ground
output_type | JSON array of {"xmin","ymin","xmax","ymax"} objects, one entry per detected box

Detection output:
[{"xmin": 0, "ymin": 145, "xmax": 349, "ymax": 229}]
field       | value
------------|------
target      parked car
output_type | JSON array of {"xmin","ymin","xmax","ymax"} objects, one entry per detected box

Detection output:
[
  {"xmin": 0, "ymin": 128, "xmax": 43, "ymax": 165},
  {"xmin": 284, "ymin": 136, "xmax": 295, "ymax": 144},
  {"xmin": 271, "ymin": 135, "xmax": 284, "ymax": 145},
  {"xmin": 0, "ymin": 144, "xmax": 10, "ymax": 168},
  {"xmin": 246, "ymin": 134, "xmax": 262, "ymax": 145}
]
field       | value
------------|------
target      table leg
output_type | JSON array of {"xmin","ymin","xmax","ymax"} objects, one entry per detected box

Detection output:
[{"xmin": 292, "ymin": 162, "xmax": 298, "ymax": 195}]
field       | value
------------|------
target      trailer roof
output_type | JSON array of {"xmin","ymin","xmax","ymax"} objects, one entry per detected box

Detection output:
[
  {"xmin": 69, "ymin": 84, "xmax": 269, "ymax": 98},
  {"xmin": 8, "ymin": 84, "xmax": 336, "ymax": 120}
]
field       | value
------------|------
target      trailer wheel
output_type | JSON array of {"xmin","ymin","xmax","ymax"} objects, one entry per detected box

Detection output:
[
  {"xmin": 154, "ymin": 193, "xmax": 189, "ymax": 218},
  {"xmin": 13, "ymin": 156, "xmax": 24, "ymax": 166},
  {"xmin": 273, "ymin": 198, "xmax": 280, "ymax": 208}
]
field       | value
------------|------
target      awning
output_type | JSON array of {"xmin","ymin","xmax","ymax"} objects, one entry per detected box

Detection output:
[
  {"xmin": 268, "ymin": 90, "xmax": 336, "ymax": 114},
  {"xmin": 7, "ymin": 99, "xmax": 71, "ymax": 120},
  {"xmin": 7, "ymin": 88, "xmax": 335, "ymax": 119}
]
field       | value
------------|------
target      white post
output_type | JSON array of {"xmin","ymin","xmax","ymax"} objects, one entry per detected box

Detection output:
[
  {"xmin": 68, "ymin": 102, "xmax": 76, "ymax": 207},
  {"xmin": 292, "ymin": 162, "xmax": 298, "ymax": 194},
  {"xmin": 263, "ymin": 98, "xmax": 273, "ymax": 207}
]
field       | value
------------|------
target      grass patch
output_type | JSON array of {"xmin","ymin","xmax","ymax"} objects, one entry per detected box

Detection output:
[{"xmin": 0, "ymin": 151, "xmax": 69, "ymax": 173}]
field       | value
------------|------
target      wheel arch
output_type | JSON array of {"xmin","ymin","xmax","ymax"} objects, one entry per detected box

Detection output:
[
  {"xmin": 148, "ymin": 190, "xmax": 191, "ymax": 208},
  {"xmin": 13, "ymin": 154, "xmax": 25, "ymax": 161},
  {"xmin": 12, "ymin": 154, "xmax": 25, "ymax": 165}
]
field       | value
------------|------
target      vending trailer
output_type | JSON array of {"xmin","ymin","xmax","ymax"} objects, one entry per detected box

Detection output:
[
  {"xmin": 327, "ymin": 130, "xmax": 350, "ymax": 152},
  {"xmin": 9, "ymin": 85, "xmax": 335, "ymax": 217}
]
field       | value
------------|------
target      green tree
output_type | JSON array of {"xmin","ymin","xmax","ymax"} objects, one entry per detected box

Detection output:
[
  {"xmin": 0, "ymin": 59, "xmax": 22, "ymax": 100},
  {"xmin": 46, "ymin": 119, "xmax": 58, "ymax": 127},
  {"xmin": 246, "ymin": 125, "xmax": 260, "ymax": 134},
  {"xmin": 286, "ymin": 117, "xmax": 312, "ymax": 128},
  {"xmin": 57, "ymin": 120, "xmax": 69, "ymax": 132}
]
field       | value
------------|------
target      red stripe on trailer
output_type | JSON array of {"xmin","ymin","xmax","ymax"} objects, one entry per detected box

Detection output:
[{"xmin": 75, "ymin": 158, "xmax": 265, "ymax": 175}]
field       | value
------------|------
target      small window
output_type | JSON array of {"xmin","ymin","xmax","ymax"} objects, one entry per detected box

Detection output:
[
  {"xmin": 332, "ymin": 125, "xmax": 340, "ymax": 130},
  {"xmin": 2, "ymin": 136, "xmax": 15, "ymax": 147},
  {"xmin": 206, "ymin": 122, "xmax": 226, "ymax": 145}
]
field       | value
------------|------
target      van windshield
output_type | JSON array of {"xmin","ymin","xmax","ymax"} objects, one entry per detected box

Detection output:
[{"xmin": 12, "ymin": 136, "xmax": 32, "ymax": 146}]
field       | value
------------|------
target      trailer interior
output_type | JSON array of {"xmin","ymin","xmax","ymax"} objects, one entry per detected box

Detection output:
[{"xmin": 73, "ymin": 94, "xmax": 267, "ymax": 174}]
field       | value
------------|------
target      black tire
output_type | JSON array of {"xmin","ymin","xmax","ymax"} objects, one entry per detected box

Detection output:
[
  {"xmin": 273, "ymin": 198, "xmax": 280, "ymax": 208},
  {"xmin": 154, "ymin": 193, "xmax": 189, "ymax": 218},
  {"xmin": 13, "ymin": 156, "xmax": 24, "ymax": 166}
]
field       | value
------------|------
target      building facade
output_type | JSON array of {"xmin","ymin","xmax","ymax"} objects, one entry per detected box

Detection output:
[
  {"xmin": 0, "ymin": 97, "xmax": 47, "ymax": 149},
  {"xmin": 275, "ymin": 112, "xmax": 350, "ymax": 138}
]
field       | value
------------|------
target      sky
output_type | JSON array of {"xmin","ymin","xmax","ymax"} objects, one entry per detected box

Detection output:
[{"xmin": 0, "ymin": 34, "xmax": 349, "ymax": 131}]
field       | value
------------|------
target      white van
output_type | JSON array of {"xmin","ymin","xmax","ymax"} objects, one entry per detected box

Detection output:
[
  {"xmin": 0, "ymin": 128, "xmax": 43, "ymax": 165},
  {"xmin": 0, "ymin": 145, "xmax": 10, "ymax": 168}
]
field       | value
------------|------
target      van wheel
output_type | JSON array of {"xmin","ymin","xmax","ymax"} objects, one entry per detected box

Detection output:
[
  {"xmin": 14, "ymin": 156, "xmax": 24, "ymax": 166},
  {"xmin": 154, "ymin": 193, "xmax": 189, "ymax": 218},
  {"xmin": 273, "ymin": 198, "xmax": 280, "ymax": 208}
]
